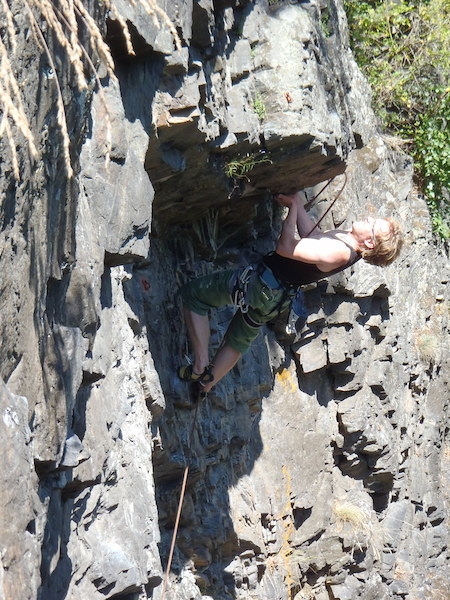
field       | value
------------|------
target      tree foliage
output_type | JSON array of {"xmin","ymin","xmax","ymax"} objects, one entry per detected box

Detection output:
[{"xmin": 345, "ymin": 0, "xmax": 450, "ymax": 238}]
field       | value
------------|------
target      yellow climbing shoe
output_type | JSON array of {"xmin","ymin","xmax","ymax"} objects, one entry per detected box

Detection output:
[{"xmin": 177, "ymin": 364, "xmax": 214, "ymax": 383}]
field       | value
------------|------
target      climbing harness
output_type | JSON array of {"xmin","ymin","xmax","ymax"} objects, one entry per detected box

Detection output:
[
  {"xmin": 234, "ymin": 261, "xmax": 301, "ymax": 329},
  {"xmin": 163, "ymin": 174, "xmax": 349, "ymax": 597}
]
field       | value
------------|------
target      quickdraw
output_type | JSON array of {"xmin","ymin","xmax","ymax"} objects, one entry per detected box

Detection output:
[{"xmin": 231, "ymin": 264, "xmax": 254, "ymax": 313}]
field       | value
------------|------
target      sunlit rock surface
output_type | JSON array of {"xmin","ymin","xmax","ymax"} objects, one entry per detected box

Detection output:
[{"xmin": 0, "ymin": 1, "xmax": 448, "ymax": 599}]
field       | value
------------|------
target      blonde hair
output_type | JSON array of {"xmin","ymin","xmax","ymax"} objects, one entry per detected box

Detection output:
[{"xmin": 361, "ymin": 218, "xmax": 404, "ymax": 267}]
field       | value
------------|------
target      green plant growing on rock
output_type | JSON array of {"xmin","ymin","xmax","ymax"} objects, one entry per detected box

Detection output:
[
  {"xmin": 252, "ymin": 92, "xmax": 266, "ymax": 121},
  {"xmin": 412, "ymin": 89, "xmax": 450, "ymax": 239},
  {"xmin": 224, "ymin": 152, "xmax": 272, "ymax": 180},
  {"xmin": 344, "ymin": 0, "xmax": 450, "ymax": 239},
  {"xmin": 320, "ymin": 8, "xmax": 332, "ymax": 37}
]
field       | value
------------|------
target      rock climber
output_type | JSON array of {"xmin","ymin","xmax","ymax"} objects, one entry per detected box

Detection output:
[{"xmin": 177, "ymin": 190, "xmax": 403, "ymax": 393}]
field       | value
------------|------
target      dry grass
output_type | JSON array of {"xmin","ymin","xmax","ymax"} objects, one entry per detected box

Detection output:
[
  {"xmin": 0, "ymin": 0, "xmax": 180, "ymax": 179},
  {"xmin": 414, "ymin": 325, "xmax": 442, "ymax": 364},
  {"xmin": 0, "ymin": 18, "xmax": 39, "ymax": 178},
  {"xmin": 334, "ymin": 500, "xmax": 371, "ymax": 529},
  {"xmin": 333, "ymin": 500, "xmax": 387, "ymax": 562}
]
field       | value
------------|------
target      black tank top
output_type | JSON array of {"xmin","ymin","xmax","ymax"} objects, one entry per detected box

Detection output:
[{"xmin": 263, "ymin": 236, "xmax": 361, "ymax": 287}]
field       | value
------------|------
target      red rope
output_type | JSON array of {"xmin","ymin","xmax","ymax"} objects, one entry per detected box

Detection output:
[
  {"xmin": 161, "ymin": 399, "xmax": 201, "ymax": 599},
  {"xmin": 304, "ymin": 172, "xmax": 348, "ymax": 237},
  {"xmin": 160, "ymin": 465, "xmax": 189, "ymax": 599},
  {"xmin": 161, "ymin": 173, "xmax": 348, "ymax": 597}
]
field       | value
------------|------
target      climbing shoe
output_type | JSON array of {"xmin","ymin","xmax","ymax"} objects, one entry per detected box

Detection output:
[{"xmin": 177, "ymin": 364, "xmax": 214, "ymax": 384}]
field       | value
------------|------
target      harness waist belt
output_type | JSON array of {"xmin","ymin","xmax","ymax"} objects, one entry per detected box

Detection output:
[
  {"xmin": 258, "ymin": 264, "xmax": 283, "ymax": 290},
  {"xmin": 259, "ymin": 261, "xmax": 301, "ymax": 296}
]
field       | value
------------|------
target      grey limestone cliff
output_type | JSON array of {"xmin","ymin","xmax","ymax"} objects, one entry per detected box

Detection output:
[{"xmin": 0, "ymin": 1, "xmax": 449, "ymax": 599}]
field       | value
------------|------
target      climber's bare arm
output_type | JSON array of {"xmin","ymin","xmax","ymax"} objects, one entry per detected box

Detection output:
[
  {"xmin": 276, "ymin": 197, "xmax": 350, "ymax": 272},
  {"xmin": 276, "ymin": 191, "xmax": 320, "ymax": 238}
]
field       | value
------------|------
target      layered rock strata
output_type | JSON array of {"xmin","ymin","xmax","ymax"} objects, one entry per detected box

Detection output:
[{"xmin": 0, "ymin": 1, "xmax": 448, "ymax": 599}]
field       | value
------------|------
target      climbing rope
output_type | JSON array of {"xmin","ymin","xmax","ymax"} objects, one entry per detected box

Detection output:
[
  {"xmin": 160, "ymin": 394, "xmax": 203, "ymax": 600},
  {"xmin": 161, "ymin": 174, "xmax": 348, "ymax": 597},
  {"xmin": 304, "ymin": 172, "xmax": 348, "ymax": 237},
  {"xmin": 303, "ymin": 177, "xmax": 336, "ymax": 212}
]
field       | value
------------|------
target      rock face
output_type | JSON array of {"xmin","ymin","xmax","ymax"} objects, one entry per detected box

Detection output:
[{"xmin": 0, "ymin": 1, "xmax": 449, "ymax": 599}]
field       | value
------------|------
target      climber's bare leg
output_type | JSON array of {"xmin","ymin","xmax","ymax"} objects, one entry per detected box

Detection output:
[
  {"xmin": 184, "ymin": 308, "xmax": 211, "ymax": 375},
  {"xmin": 202, "ymin": 344, "xmax": 241, "ymax": 393}
]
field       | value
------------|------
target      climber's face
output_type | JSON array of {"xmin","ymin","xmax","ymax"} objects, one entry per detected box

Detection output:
[{"xmin": 352, "ymin": 217, "xmax": 391, "ymax": 249}]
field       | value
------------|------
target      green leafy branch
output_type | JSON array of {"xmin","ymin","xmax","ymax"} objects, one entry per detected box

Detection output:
[
  {"xmin": 224, "ymin": 152, "xmax": 273, "ymax": 180},
  {"xmin": 345, "ymin": 0, "xmax": 450, "ymax": 239}
]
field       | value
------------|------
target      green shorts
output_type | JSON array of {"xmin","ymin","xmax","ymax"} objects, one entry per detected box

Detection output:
[{"xmin": 179, "ymin": 268, "xmax": 289, "ymax": 354}]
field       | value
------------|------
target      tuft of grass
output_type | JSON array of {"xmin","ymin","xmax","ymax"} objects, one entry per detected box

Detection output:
[
  {"xmin": 334, "ymin": 501, "xmax": 370, "ymax": 529},
  {"xmin": 414, "ymin": 327, "xmax": 441, "ymax": 364},
  {"xmin": 224, "ymin": 152, "xmax": 272, "ymax": 180},
  {"xmin": 333, "ymin": 500, "xmax": 387, "ymax": 562},
  {"xmin": 1, "ymin": 0, "xmax": 180, "ymax": 180},
  {"xmin": 252, "ymin": 92, "xmax": 266, "ymax": 121}
]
